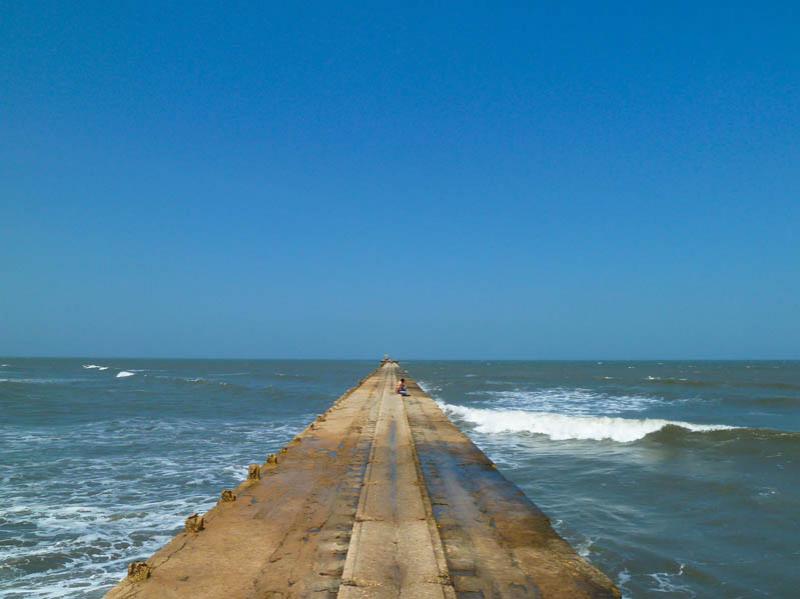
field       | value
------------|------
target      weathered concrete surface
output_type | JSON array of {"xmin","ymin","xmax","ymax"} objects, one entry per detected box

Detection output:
[{"xmin": 106, "ymin": 363, "xmax": 619, "ymax": 599}]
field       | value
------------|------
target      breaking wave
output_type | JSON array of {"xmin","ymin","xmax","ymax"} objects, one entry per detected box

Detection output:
[
  {"xmin": 438, "ymin": 402, "xmax": 736, "ymax": 443},
  {"xmin": 115, "ymin": 371, "xmax": 135, "ymax": 378},
  {"xmin": 82, "ymin": 364, "xmax": 109, "ymax": 371}
]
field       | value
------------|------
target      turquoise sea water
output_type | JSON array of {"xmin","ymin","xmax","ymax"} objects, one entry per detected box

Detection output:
[{"xmin": 1, "ymin": 359, "xmax": 798, "ymax": 597}]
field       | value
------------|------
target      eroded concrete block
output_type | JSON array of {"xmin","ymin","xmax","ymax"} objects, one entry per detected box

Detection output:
[
  {"xmin": 248, "ymin": 463, "xmax": 262, "ymax": 480},
  {"xmin": 127, "ymin": 561, "xmax": 151, "ymax": 582},
  {"xmin": 185, "ymin": 513, "xmax": 205, "ymax": 533}
]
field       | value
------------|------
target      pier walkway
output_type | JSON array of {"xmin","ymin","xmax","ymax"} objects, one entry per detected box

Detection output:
[{"xmin": 107, "ymin": 362, "xmax": 619, "ymax": 598}]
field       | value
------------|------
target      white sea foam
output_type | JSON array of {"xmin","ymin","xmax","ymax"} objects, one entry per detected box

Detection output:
[
  {"xmin": 468, "ymin": 388, "xmax": 662, "ymax": 416},
  {"xmin": 617, "ymin": 569, "xmax": 632, "ymax": 599},
  {"xmin": 0, "ymin": 415, "xmax": 309, "ymax": 597},
  {"xmin": 416, "ymin": 380, "xmax": 442, "ymax": 394},
  {"xmin": 575, "ymin": 535, "xmax": 595, "ymax": 558},
  {"xmin": 116, "ymin": 371, "xmax": 135, "ymax": 378},
  {"xmin": 82, "ymin": 364, "xmax": 108, "ymax": 370},
  {"xmin": 438, "ymin": 402, "xmax": 735, "ymax": 442},
  {"xmin": 649, "ymin": 563, "xmax": 693, "ymax": 595}
]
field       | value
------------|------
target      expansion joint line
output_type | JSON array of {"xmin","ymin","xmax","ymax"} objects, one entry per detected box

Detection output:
[{"xmin": 398, "ymin": 385, "xmax": 454, "ymax": 591}]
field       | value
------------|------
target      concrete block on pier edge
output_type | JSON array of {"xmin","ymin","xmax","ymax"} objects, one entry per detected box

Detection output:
[
  {"xmin": 127, "ymin": 561, "xmax": 150, "ymax": 582},
  {"xmin": 184, "ymin": 513, "xmax": 205, "ymax": 533}
]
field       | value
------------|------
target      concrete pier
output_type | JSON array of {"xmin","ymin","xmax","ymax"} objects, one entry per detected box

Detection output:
[{"xmin": 106, "ymin": 362, "xmax": 619, "ymax": 598}]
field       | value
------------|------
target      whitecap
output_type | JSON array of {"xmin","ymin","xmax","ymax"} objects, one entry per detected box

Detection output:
[
  {"xmin": 0, "ymin": 377, "xmax": 75, "ymax": 384},
  {"xmin": 438, "ymin": 402, "xmax": 735, "ymax": 443},
  {"xmin": 116, "ymin": 371, "xmax": 135, "ymax": 378},
  {"xmin": 475, "ymin": 388, "xmax": 660, "ymax": 416}
]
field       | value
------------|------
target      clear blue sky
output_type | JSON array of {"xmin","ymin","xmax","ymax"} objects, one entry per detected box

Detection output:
[{"xmin": 2, "ymin": 2, "xmax": 798, "ymax": 359}]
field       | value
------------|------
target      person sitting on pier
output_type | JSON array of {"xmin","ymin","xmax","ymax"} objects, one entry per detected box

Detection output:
[{"xmin": 396, "ymin": 378, "xmax": 410, "ymax": 396}]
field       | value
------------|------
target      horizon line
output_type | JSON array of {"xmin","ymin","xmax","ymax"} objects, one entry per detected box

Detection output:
[{"xmin": 2, "ymin": 355, "xmax": 799, "ymax": 362}]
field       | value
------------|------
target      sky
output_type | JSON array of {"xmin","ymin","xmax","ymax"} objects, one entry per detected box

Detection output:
[{"xmin": 1, "ymin": 2, "xmax": 798, "ymax": 359}]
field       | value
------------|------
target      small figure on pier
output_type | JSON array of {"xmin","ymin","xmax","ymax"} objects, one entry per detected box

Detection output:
[{"xmin": 396, "ymin": 378, "xmax": 410, "ymax": 396}]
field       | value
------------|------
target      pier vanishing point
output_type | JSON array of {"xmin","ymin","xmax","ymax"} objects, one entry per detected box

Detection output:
[{"xmin": 107, "ymin": 361, "xmax": 620, "ymax": 598}]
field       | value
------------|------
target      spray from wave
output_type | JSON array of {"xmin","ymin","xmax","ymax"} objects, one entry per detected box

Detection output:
[{"xmin": 438, "ymin": 402, "xmax": 735, "ymax": 443}]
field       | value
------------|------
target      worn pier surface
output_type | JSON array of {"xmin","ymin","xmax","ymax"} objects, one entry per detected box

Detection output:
[{"xmin": 107, "ymin": 363, "xmax": 619, "ymax": 598}]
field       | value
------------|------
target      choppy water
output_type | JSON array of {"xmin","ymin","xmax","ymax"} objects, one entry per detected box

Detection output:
[{"xmin": 1, "ymin": 360, "xmax": 798, "ymax": 597}]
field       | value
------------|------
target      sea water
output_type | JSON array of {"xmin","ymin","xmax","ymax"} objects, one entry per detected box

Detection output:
[{"xmin": 1, "ymin": 359, "xmax": 798, "ymax": 597}]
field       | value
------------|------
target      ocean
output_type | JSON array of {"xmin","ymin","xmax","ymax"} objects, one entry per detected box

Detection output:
[{"xmin": 1, "ymin": 359, "xmax": 798, "ymax": 597}]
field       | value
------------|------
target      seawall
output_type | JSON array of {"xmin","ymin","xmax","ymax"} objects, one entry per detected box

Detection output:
[{"xmin": 106, "ymin": 362, "xmax": 619, "ymax": 598}]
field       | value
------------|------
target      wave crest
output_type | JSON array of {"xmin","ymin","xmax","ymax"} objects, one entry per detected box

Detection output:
[{"xmin": 438, "ymin": 402, "xmax": 735, "ymax": 443}]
